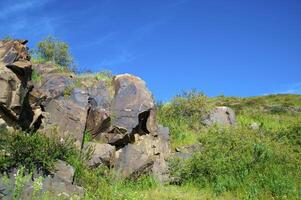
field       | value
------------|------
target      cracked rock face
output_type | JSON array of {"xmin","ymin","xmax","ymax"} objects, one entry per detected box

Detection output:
[
  {"xmin": 0, "ymin": 39, "xmax": 171, "ymax": 184},
  {"xmin": 0, "ymin": 40, "xmax": 32, "ymax": 129},
  {"xmin": 112, "ymin": 74, "xmax": 157, "ymax": 134}
]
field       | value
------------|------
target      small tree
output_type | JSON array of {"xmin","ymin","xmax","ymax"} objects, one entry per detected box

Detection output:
[{"xmin": 35, "ymin": 36, "xmax": 75, "ymax": 72}]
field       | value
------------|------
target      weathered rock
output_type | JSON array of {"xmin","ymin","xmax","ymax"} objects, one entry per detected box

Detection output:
[
  {"xmin": 115, "ymin": 143, "xmax": 154, "ymax": 180},
  {"xmin": 85, "ymin": 98, "xmax": 111, "ymax": 137},
  {"xmin": 111, "ymin": 74, "xmax": 157, "ymax": 135},
  {"xmin": 87, "ymin": 81, "xmax": 112, "ymax": 110},
  {"xmin": 0, "ymin": 40, "xmax": 29, "ymax": 64},
  {"xmin": 115, "ymin": 133, "xmax": 170, "ymax": 182},
  {"xmin": 0, "ymin": 40, "xmax": 32, "ymax": 129},
  {"xmin": 202, "ymin": 106, "xmax": 236, "ymax": 126},
  {"xmin": 156, "ymin": 125, "xmax": 170, "ymax": 141},
  {"xmin": 84, "ymin": 142, "xmax": 116, "ymax": 167},
  {"xmin": 38, "ymin": 176, "xmax": 84, "ymax": 198},
  {"xmin": 30, "ymin": 64, "xmax": 74, "ymax": 105},
  {"xmin": 42, "ymin": 99, "xmax": 87, "ymax": 148},
  {"xmin": 0, "ymin": 167, "xmax": 83, "ymax": 200},
  {"xmin": 53, "ymin": 160, "xmax": 75, "ymax": 183}
]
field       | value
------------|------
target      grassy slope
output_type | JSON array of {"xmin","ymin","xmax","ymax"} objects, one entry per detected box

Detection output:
[
  {"xmin": 155, "ymin": 94, "xmax": 301, "ymax": 200},
  {"xmin": 1, "ymin": 94, "xmax": 300, "ymax": 199}
]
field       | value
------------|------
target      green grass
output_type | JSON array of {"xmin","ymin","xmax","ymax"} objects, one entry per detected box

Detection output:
[
  {"xmin": 1, "ymin": 90, "xmax": 301, "ymax": 199},
  {"xmin": 31, "ymin": 69, "xmax": 43, "ymax": 83},
  {"xmin": 170, "ymin": 125, "xmax": 301, "ymax": 199},
  {"xmin": 157, "ymin": 90, "xmax": 212, "ymax": 148},
  {"xmin": 77, "ymin": 71, "xmax": 113, "ymax": 85},
  {"xmin": 158, "ymin": 93, "xmax": 301, "ymax": 199}
]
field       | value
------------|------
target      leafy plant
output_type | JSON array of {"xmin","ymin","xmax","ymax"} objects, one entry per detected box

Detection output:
[
  {"xmin": 0, "ymin": 129, "xmax": 77, "ymax": 172},
  {"xmin": 32, "ymin": 36, "xmax": 76, "ymax": 72}
]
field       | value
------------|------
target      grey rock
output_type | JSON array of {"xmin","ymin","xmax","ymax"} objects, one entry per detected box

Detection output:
[
  {"xmin": 0, "ymin": 40, "xmax": 32, "ymax": 129},
  {"xmin": 42, "ymin": 99, "xmax": 87, "ymax": 148},
  {"xmin": 111, "ymin": 74, "xmax": 157, "ymax": 135},
  {"xmin": 53, "ymin": 160, "xmax": 75, "ymax": 183},
  {"xmin": 115, "ymin": 134, "xmax": 170, "ymax": 182},
  {"xmin": 174, "ymin": 143, "xmax": 203, "ymax": 160},
  {"xmin": 203, "ymin": 106, "xmax": 236, "ymax": 126},
  {"xmin": 84, "ymin": 142, "xmax": 116, "ymax": 167}
]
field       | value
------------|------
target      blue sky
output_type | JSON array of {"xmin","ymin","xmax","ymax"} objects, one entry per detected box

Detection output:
[{"xmin": 0, "ymin": 0, "xmax": 300, "ymax": 101}]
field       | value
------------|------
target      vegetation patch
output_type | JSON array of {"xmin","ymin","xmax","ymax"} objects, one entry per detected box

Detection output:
[
  {"xmin": 31, "ymin": 69, "xmax": 42, "ymax": 83},
  {"xmin": 0, "ymin": 129, "xmax": 77, "ymax": 172},
  {"xmin": 158, "ymin": 90, "xmax": 213, "ymax": 148}
]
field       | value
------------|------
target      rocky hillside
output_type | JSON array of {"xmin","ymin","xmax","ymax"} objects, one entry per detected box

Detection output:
[
  {"xmin": 0, "ymin": 39, "xmax": 171, "ymax": 198},
  {"xmin": 1, "ymin": 40, "xmax": 300, "ymax": 200}
]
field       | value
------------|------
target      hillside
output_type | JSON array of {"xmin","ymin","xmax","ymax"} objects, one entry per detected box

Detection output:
[{"xmin": 0, "ymin": 40, "xmax": 300, "ymax": 200}]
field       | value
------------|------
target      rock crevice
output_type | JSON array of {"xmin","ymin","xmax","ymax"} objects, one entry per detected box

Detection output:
[{"xmin": 0, "ymin": 39, "xmax": 171, "ymax": 187}]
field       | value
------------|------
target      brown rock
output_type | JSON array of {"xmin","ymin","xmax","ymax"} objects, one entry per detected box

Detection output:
[
  {"xmin": 0, "ymin": 40, "xmax": 32, "ymax": 129},
  {"xmin": 42, "ymin": 99, "xmax": 87, "ymax": 148},
  {"xmin": 111, "ymin": 74, "xmax": 157, "ymax": 135},
  {"xmin": 53, "ymin": 160, "xmax": 75, "ymax": 183},
  {"xmin": 84, "ymin": 142, "xmax": 116, "ymax": 167},
  {"xmin": 115, "ymin": 134, "xmax": 170, "ymax": 182}
]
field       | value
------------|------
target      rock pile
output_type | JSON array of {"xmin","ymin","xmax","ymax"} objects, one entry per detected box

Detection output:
[{"xmin": 0, "ymin": 40, "xmax": 171, "ymax": 197}]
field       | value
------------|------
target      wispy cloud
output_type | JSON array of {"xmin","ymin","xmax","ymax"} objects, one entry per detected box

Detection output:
[
  {"xmin": 90, "ymin": 19, "xmax": 166, "ymax": 69},
  {"xmin": 97, "ymin": 50, "xmax": 136, "ymax": 67},
  {"xmin": 76, "ymin": 32, "xmax": 115, "ymax": 49},
  {"xmin": 264, "ymin": 82, "xmax": 301, "ymax": 95},
  {"xmin": 0, "ymin": 0, "xmax": 65, "ymax": 40},
  {"xmin": 0, "ymin": 0, "xmax": 51, "ymax": 19}
]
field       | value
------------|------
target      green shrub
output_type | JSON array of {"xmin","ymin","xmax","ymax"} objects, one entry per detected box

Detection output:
[
  {"xmin": 32, "ymin": 36, "xmax": 76, "ymax": 72},
  {"xmin": 0, "ymin": 129, "xmax": 77, "ymax": 172},
  {"xmin": 158, "ymin": 90, "xmax": 212, "ymax": 148}
]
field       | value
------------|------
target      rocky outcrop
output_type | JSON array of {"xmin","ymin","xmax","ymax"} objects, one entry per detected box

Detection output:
[
  {"xmin": 0, "ymin": 40, "xmax": 33, "ymax": 129},
  {"xmin": 115, "ymin": 131, "xmax": 170, "ymax": 182},
  {"xmin": 202, "ymin": 106, "xmax": 236, "ymax": 126},
  {"xmin": 0, "ymin": 39, "xmax": 171, "ymax": 187},
  {"xmin": 111, "ymin": 74, "xmax": 157, "ymax": 134}
]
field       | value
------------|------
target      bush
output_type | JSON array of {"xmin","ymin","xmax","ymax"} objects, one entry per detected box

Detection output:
[
  {"xmin": 158, "ymin": 90, "xmax": 212, "ymax": 148},
  {"xmin": 170, "ymin": 126, "xmax": 301, "ymax": 199},
  {"xmin": 0, "ymin": 129, "xmax": 77, "ymax": 172},
  {"xmin": 32, "ymin": 36, "xmax": 75, "ymax": 72}
]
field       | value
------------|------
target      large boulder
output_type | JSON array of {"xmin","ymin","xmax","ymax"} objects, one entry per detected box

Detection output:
[
  {"xmin": 202, "ymin": 106, "xmax": 236, "ymax": 126},
  {"xmin": 1, "ymin": 39, "xmax": 171, "ymax": 184},
  {"xmin": 42, "ymin": 98, "xmax": 87, "ymax": 148},
  {"xmin": 30, "ymin": 63, "xmax": 75, "ymax": 105},
  {"xmin": 84, "ymin": 142, "xmax": 116, "ymax": 167},
  {"xmin": 112, "ymin": 74, "xmax": 157, "ymax": 135},
  {"xmin": 115, "ymin": 131, "xmax": 170, "ymax": 183},
  {"xmin": 52, "ymin": 160, "xmax": 75, "ymax": 183}
]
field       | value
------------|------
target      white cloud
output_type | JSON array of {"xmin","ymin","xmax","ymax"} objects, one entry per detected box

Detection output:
[{"xmin": 0, "ymin": 0, "xmax": 51, "ymax": 19}]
